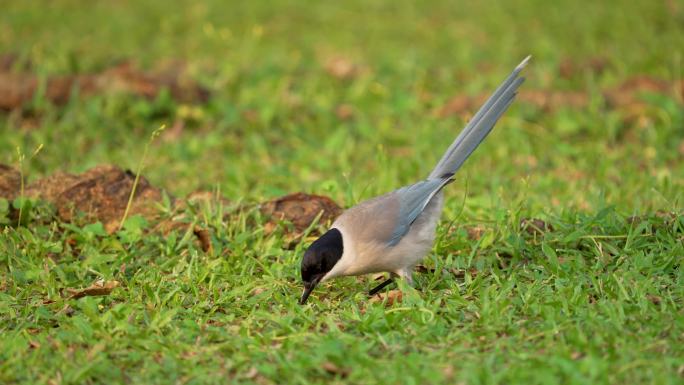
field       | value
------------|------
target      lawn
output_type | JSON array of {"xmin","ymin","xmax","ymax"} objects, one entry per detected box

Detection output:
[{"xmin": 1, "ymin": 1, "xmax": 683, "ymax": 384}]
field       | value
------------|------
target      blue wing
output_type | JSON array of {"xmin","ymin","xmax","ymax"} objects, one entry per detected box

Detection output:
[{"xmin": 386, "ymin": 178, "xmax": 449, "ymax": 246}]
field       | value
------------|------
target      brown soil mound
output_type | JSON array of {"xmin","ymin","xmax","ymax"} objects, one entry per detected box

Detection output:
[
  {"xmin": 1, "ymin": 165, "xmax": 343, "ymax": 243},
  {"xmin": 0, "ymin": 164, "xmax": 21, "ymax": 201},
  {"xmin": 1, "ymin": 164, "xmax": 163, "ymax": 232},
  {"xmin": 437, "ymin": 76, "xmax": 683, "ymax": 118},
  {"xmin": 0, "ymin": 60, "xmax": 209, "ymax": 111},
  {"xmin": 261, "ymin": 192, "xmax": 343, "ymax": 234}
]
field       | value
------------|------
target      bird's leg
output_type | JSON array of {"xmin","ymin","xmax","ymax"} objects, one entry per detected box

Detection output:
[
  {"xmin": 369, "ymin": 273, "xmax": 398, "ymax": 296},
  {"xmin": 368, "ymin": 277, "xmax": 395, "ymax": 296}
]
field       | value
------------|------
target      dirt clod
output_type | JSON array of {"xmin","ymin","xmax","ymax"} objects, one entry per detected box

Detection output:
[
  {"xmin": 193, "ymin": 226, "xmax": 213, "ymax": 253},
  {"xmin": 647, "ymin": 294, "xmax": 662, "ymax": 305},
  {"xmin": 604, "ymin": 76, "xmax": 674, "ymax": 108},
  {"xmin": 559, "ymin": 56, "xmax": 610, "ymax": 79},
  {"xmin": 437, "ymin": 93, "xmax": 488, "ymax": 118},
  {"xmin": 0, "ymin": 164, "xmax": 21, "ymax": 201},
  {"xmin": 24, "ymin": 171, "xmax": 81, "ymax": 202},
  {"xmin": 518, "ymin": 89, "xmax": 589, "ymax": 111},
  {"xmin": 437, "ymin": 75, "xmax": 683, "ymax": 121},
  {"xmin": 261, "ymin": 192, "xmax": 342, "ymax": 234},
  {"xmin": 0, "ymin": 53, "xmax": 30, "ymax": 72},
  {"xmin": 25, "ymin": 165, "xmax": 163, "ymax": 232},
  {"xmin": 0, "ymin": 60, "xmax": 209, "ymax": 111}
]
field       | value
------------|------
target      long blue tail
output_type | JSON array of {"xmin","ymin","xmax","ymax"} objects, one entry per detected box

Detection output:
[{"xmin": 429, "ymin": 56, "xmax": 530, "ymax": 180}]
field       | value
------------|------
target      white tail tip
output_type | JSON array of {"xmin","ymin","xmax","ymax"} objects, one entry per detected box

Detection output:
[{"xmin": 516, "ymin": 55, "xmax": 532, "ymax": 70}]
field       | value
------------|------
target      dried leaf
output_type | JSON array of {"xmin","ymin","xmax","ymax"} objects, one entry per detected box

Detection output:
[
  {"xmin": 450, "ymin": 268, "xmax": 479, "ymax": 279},
  {"xmin": 335, "ymin": 104, "xmax": 354, "ymax": 120},
  {"xmin": 243, "ymin": 367, "xmax": 259, "ymax": 380},
  {"xmin": 442, "ymin": 365, "xmax": 455, "ymax": 380},
  {"xmin": 251, "ymin": 287, "xmax": 266, "ymax": 296},
  {"xmin": 321, "ymin": 361, "xmax": 350, "ymax": 377},
  {"xmin": 67, "ymin": 280, "xmax": 120, "ymax": 299},
  {"xmin": 520, "ymin": 218, "xmax": 553, "ymax": 235},
  {"xmin": 370, "ymin": 289, "xmax": 403, "ymax": 306},
  {"xmin": 57, "ymin": 304, "xmax": 75, "ymax": 316},
  {"xmin": 324, "ymin": 57, "xmax": 359, "ymax": 80},
  {"xmin": 466, "ymin": 225, "xmax": 486, "ymax": 240},
  {"xmin": 647, "ymin": 294, "xmax": 662, "ymax": 305}
]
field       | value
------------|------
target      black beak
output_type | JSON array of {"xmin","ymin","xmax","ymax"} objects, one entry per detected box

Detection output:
[{"xmin": 299, "ymin": 278, "xmax": 320, "ymax": 305}]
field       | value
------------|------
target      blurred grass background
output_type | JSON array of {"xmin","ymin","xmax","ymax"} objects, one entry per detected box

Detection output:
[{"xmin": 1, "ymin": 1, "xmax": 683, "ymax": 384}]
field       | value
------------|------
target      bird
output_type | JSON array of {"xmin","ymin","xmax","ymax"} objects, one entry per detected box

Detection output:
[{"xmin": 299, "ymin": 56, "xmax": 530, "ymax": 305}]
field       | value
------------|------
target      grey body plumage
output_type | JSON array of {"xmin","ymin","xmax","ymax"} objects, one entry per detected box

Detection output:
[{"xmin": 299, "ymin": 56, "xmax": 530, "ymax": 304}]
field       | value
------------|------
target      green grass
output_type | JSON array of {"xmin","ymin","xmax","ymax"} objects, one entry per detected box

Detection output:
[{"xmin": 1, "ymin": 0, "xmax": 683, "ymax": 384}]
